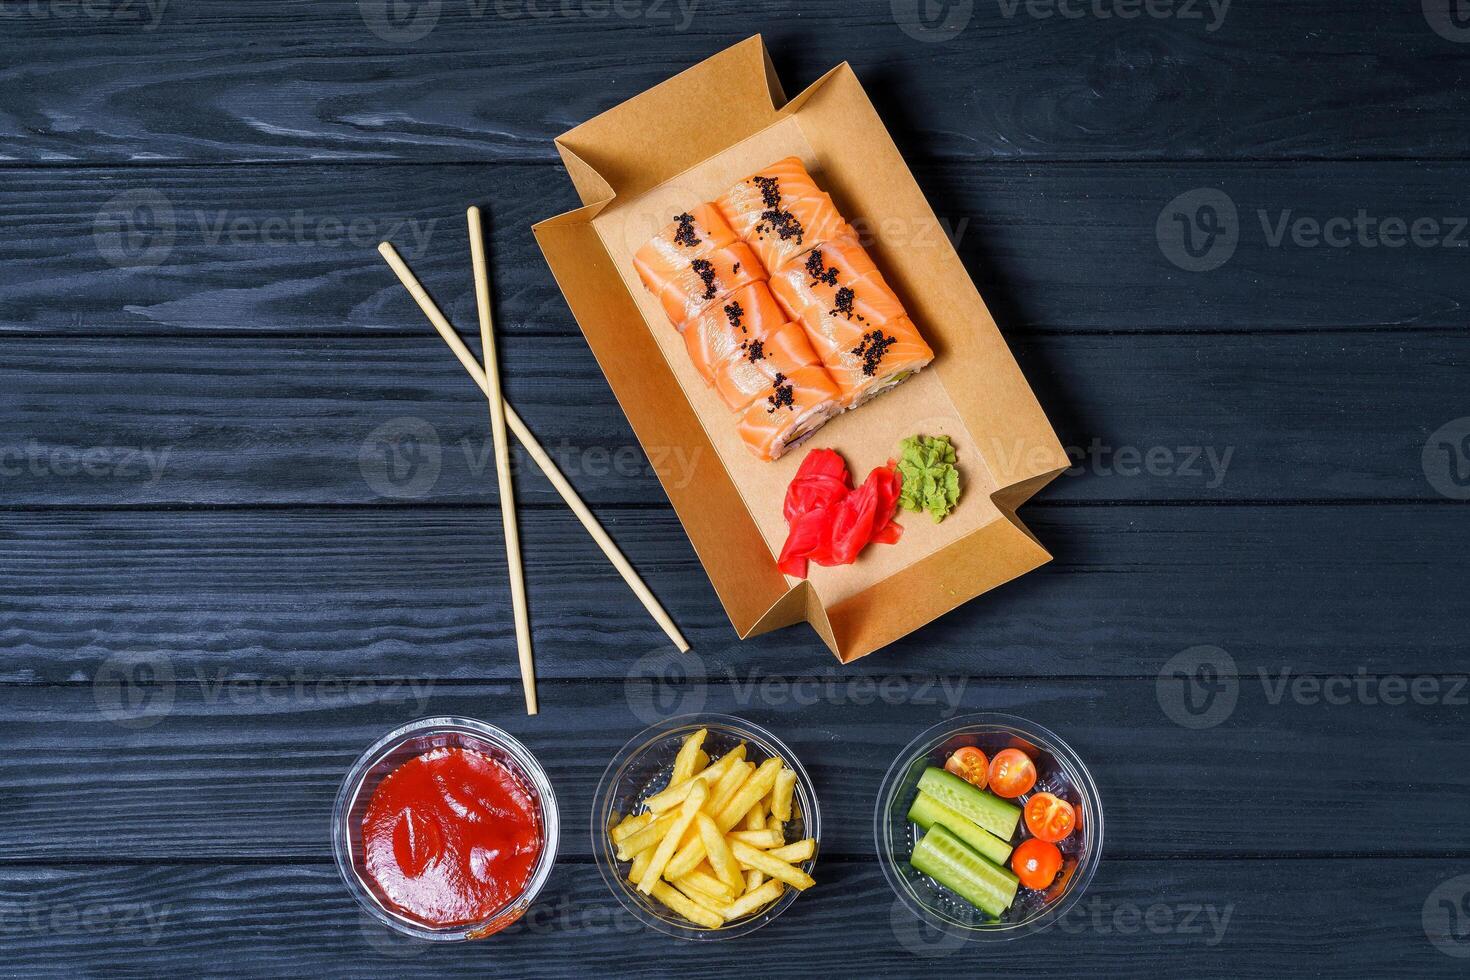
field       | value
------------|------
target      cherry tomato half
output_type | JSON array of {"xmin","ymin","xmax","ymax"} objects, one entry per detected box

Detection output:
[
  {"xmin": 1024, "ymin": 793, "xmax": 1076, "ymax": 842},
  {"xmin": 1012, "ymin": 838, "xmax": 1063, "ymax": 890},
  {"xmin": 944, "ymin": 747, "xmax": 989, "ymax": 789},
  {"xmin": 987, "ymin": 749, "xmax": 1037, "ymax": 798}
]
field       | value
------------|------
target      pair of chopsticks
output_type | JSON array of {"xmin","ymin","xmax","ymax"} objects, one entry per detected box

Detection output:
[{"xmin": 378, "ymin": 212, "xmax": 689, "ymax": 716}]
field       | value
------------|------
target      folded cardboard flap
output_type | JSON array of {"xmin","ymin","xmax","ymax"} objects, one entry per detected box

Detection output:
[{"xmin": 535, "ymin": 37, "xmax": 1067, "ymax": 662}]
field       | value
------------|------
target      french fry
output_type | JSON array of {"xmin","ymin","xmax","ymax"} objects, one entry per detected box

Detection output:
[
  {"xmin": 709, "ymin": 761, "xmax": 753, "ymax": 815},
  {"xmin": 744, "ymin": 869, "xmax": 764, "ymax": 893},
  {"xmin": 768, "ymin": 838, "xmax": 815, "ymax": 864},
  {"xmin": 728, "ymin": 829, "xmax": 785, "ymax": 849},
  {"xmin": 730, "ymin": 840, "xmax": 816, "ymax": 891},
  {"xmin": 716, "ymin": 758, "xmax": 783, "ymax": 832},
  {"xmin": 615, "ymin": 812, "xmax": 675, "ymax": 861},
  {"xmin": 771, "ymin": 768, "xmax": 797, "ymax": 821},
  {"xmin": 722, "ymin": 879, "xmax": 784, "ymax": 921},
  {"xmin": 627, "ymin": 847, "xmax": 653, "ymax": 885},
  {"xmin": 611, "ymin": 812, "xmax": 653, "ymax": 844},
  {"xmin": 670, "ymin": 878, "xmax": 728, "ymax": 918},
  {"xmin": 650, "ymin": 881, "xmax": 724, "ymax": 930},
  {"xmin": 644, "ymin": 745, "xmax": 745, "ymax": 814},
  {"xmin": 638, "ymin": 778, "xmax": 708, "ymax": 894},
  {"xmin": 767, "ymin": 817, "xmax": 784, "ymax": 842},
  {"xmin": 674, "ymin": 868, "xmax": 736, "ymax": 903},
  {"xmin": 671, "ymin": 728, "xmax": 707, "ymax": 784},
  {"xmin": 693, "ymin": 749, "xmax": 710, "ymax": 771},
  {"xmin": 697, "ymin": 813, "xmax": 745, "ymax": 892},
  {"xmin": 743, "ymin": 803, "xmax": 766, "ymax": 831}
]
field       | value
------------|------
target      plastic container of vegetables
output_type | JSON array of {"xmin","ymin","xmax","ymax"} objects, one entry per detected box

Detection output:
[{"xmin": 874, "ymin": 713, "xmax": 1102, "ymax": 940}]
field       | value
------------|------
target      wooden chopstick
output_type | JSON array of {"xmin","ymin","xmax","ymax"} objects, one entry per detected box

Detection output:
[
  {"xmin": 467, "ymin": 207, "xmax": 537, "ymax": 715},
  {"xmin": 377, "ymin": 241, "xmax": 692, "ymax": 655}
]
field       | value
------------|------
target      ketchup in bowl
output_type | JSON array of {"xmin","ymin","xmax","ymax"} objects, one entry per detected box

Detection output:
[{"xmin": 361, "ymin": 746, "xmax": 545, "ymax": 929}]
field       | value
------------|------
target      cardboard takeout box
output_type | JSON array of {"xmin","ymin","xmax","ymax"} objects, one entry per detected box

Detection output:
[{"xmin": 533, "ymin": 36, "xmax": 1067, "ymax": 662}]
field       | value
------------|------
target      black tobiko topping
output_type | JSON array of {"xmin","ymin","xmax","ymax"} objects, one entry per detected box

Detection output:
[
  {"xmin": 742, "ymin": 339, "xmax": 766, "ymax": 363},
  {"xmin": 724, "ymin": 300, "xmax": 746, "ymax": 333},
  {"xmin": 805, "ymin": 249, "xmax": 839, "ymax": 287},
  {"xmin": 767, "ymin": 372, "xmax": 796, "ymax": 413},
  {"xmin": 672, "ymin": 212, "xmax": 699, "ymax": 248},
  {"xmin": 690, "ymin": 258, "xmax": 718, "ymax": 300},
  {"xmin": 851, "ymin": 330, "xmax": 898, "ymax": 377},
  {"xmin": 831, "ymin": 286, "xmax": 860, "ymax": 320}
]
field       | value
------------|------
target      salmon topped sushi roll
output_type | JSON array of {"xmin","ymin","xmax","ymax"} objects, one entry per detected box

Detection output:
[
  {"xmin": 642, "ymin": 241, "xmax": 765, "ymax": 330},
  {"xmin": 822, "ymin": 315, "xmax": 935, "ymax": 408},
  {"xmin": 682, "ymin": 282, "xmax": 792, "ymax": 386},
  {"xmin": 717, "ymin": 157, "xmax": 857, "ymax": 273},
  {"xmin": 633, "ymin": 204, "xmax": 740, "ymax": 285},
  {"xmin": 768, "ymin": 241, "xmax": 886, "ymax": 325},
  {"xmin": 735, "ymin": 366, "xmax": 844, "ymax": 462},
  {"xmin": 712, "ymin": 320, "xmax": 823, "ymax": 412}
]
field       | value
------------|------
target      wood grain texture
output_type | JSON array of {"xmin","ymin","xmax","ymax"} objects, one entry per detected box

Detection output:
[
  {"xmin": 2, "ymin": 857, "xmax": 1465, "ymax": 978},
  {"xmin": 2, "ymin": 505, "xmax": 1466, "ymax": 683},
  {"xmin": 3, "ymin": 680, "xmax": 1465, "ymax": 861},
  {"xmin": 1, "ymin": 333, "xmax": 1462, "ymax": 505},
  {"xmin": 2, "ymin": 1, "xmax": 1469, "ymax": 164},
  {"xmin": 5, "ymin": 162, "xmax": 1470, "ymax": 335}
]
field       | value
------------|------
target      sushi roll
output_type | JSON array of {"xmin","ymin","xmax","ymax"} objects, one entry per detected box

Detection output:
[
  {"xmin": 717, "ymin": 157, "xmax": 858, "ymax": 273},
  {"xmin": 641, "ymin": 242, "xmax": 765, "ymax": 331},
  {"xmin": 770, "ymin": 241, "xmax": 933, "ymax": 407},
  {"xmin": 712, "ymin": 320, "xmax": 824, "ymax": 413},
  {"xmin": 633, "ymin": 204, "xmax": 741, "ymax": 282},
  {"xmin": 735, "ymin": 366, "xmax": 845, "ymax": 462},
  {"xmin": 682, "ymin": 282, "xmax": 793, "ymax": 386}
]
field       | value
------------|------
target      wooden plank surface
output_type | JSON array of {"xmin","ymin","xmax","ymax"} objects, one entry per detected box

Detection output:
[
  {"xmin": 5, "ymin": 162, "xmax": 1470, "ymax": 336},
  {"xmin": 3, "ymin": 680, "xmax": 1465, "ymax": 861},
  {"xmin": 2, "ymin": 333, "xmax": 1464, "ymax": 506},
  {"xmin": 1, "ymin": 858, "xmax": 1463, "ymax": 979},
  {"xmin": 2, "ymin": 505, "xmax": 1466, "ymax": 683},
  {"xmin": 1, "ymin": 1, "xmax": 1468, "ymax": 164}
]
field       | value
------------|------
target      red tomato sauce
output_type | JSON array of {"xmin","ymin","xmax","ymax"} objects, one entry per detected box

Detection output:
[{"xmin": 361, "ymin": 746, "xmax": 544, "ymax": 928}]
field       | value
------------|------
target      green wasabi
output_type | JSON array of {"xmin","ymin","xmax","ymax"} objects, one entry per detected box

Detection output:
[{"xmin": 897, "ymin": 434, "xmax": 961, "ymax": 523}]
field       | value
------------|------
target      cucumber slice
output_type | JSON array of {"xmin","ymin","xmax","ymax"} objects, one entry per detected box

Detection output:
[
  {"xmin": 910, "ymin": 824, "xmax": 1019, "ymax": 919},
  {"xmin": 916, "ymin": 767, "xmax": 1021, "ymax": 840},
  {"xmin": 908, "ymin": 790, "xmax": 1013, "ymax": 866}
]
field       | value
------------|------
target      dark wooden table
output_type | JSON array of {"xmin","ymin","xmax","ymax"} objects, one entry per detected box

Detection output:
[{"xmin": 4, "ymin": 2, "xmax": 1469, "ymax": 976}]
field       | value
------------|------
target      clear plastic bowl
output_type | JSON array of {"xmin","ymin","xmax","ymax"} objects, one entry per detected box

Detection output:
[
  {"xmin": 591, "ymin": 714, "xmax": 820, "ymax": 940},
  {"xmin": 332, "ymin": 716, "xmax": 560, "ymax": 941},
  {"xmin": 875, "ymin": 713, "xmax": 1102, "ymax": 941}
]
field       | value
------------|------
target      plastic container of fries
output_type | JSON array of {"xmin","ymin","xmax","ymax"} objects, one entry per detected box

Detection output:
[
  {"xmin": 593, "ymin": 714, "xmax": 820, "ymax": 939},
  {"xmin": 332, "ymin": 717, "xmax": 561, "ymax": 941},
  {"xmin": 875, "ymin": 713, "xmax": 1103, "ymax": 940}
]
